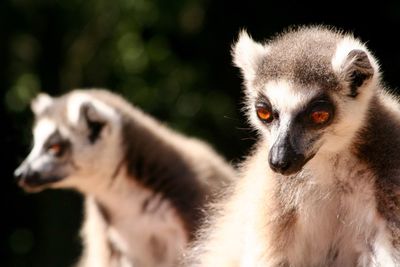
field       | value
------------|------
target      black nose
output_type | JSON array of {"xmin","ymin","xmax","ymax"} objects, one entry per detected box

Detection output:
[
  {"xmin": 268, "ymin": 144, "xmax": 306, "ymax": 175},
  {"xmin": 269, "ymin": 156, "xmax": 291, "ymax": 174}
]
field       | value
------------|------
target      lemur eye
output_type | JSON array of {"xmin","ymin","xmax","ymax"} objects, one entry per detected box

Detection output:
[
  {"xmin": 307, "ymin": 99, "xmax": 334, "ymax": 127},
  {"xmin": 256, "ymin": 105, "xmax": 273, "ymax": 123},
  {"xmin": 311, "ymin": 110, "xmax": 330, "ymax": 124},
  {"xmin": 47, "ymin": 143, "xmax": 64, "ymax": 157}
]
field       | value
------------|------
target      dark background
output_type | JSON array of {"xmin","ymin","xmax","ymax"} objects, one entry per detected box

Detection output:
[{"xmin": 2, "ymin": 0, "xmax": 400, "ymax": 266}]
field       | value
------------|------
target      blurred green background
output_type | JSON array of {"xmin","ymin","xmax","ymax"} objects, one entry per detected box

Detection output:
[{"xmin": 2, "ymin": 0, "xmax": 400, "ymax": 266}]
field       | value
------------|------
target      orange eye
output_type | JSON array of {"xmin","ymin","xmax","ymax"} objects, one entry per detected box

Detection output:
[
  {"xmin": 256, "ymin": 107, "xmax": 273, "ymax": 123},
  {"xmin": 311, "ymin": 110, "xmax": 330, "ymax": 125},
  {"xmin": 48, "ymin": 143, "xmax": 62, "ymax": 156}
]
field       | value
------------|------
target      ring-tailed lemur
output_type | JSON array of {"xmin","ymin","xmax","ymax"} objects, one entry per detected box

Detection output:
[
  {"xmin": 184, "ymin": 25, "xmax": 400, "ymax": 267},
  {"xmin": 14, "ymin": 89, "xmax": 235, "ymax": 267}
]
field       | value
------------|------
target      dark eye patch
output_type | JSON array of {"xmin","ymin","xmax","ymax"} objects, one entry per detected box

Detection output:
[
  {"xmin": 255, "ymin": 94, "xmax": 277, "ymax": 124},
  {"xmin": 44, "ymin": 130, "xmax": 71, "ymax": 156},
  {"xmin": 255, "ymin": 93, "xmax": 272, "ymax": 107},
  {"xmin": 296, "ymin": 94, "xmax": 335, "ymax": 128}
]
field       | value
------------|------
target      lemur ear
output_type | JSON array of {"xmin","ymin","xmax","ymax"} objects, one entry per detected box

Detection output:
[
  {"xmin": 232, "ymin": 30, "xmax": 269, "ymax": 82},
  {"xmin": 78, "ymin": 102, "xmax": 108, "ymax": 144},
  {"xmin": 31, "ymin": 93, "xmax": 53, "ymax": 115},
  {"xmin": 340, "ymin": 49, "xmax": 374, "ymax": 98}
]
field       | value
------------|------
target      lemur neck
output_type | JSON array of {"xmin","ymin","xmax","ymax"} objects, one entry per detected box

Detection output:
[{"xmin": 92, "ymin": 176, "xmax": 175, "ymax": 227}]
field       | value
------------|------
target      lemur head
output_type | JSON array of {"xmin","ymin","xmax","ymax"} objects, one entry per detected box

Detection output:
[
  {"xmin": 14, "ymin": 90, "xmax": 123, "ymax": 192},
  {"xmin": 233, "ymin": 25, "xmax": 380, "ymax": 176}
]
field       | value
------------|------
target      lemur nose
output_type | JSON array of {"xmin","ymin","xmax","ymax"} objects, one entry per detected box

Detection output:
[
  {"xmin": 269, "ymin": 155, "xmax": 292, "ymax": 174},
  {"xmin": 268, "ymin": 143, "xmax": 306, "ymax": 176}
]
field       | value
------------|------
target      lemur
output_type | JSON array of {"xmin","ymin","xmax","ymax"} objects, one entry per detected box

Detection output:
[
  {"xmin": 183, "ymin": 25, "xmax": 400, "ymax": 267},
  {"xmin": 14, "ymin": 89, "xmax": 235, "ymax": 267}
]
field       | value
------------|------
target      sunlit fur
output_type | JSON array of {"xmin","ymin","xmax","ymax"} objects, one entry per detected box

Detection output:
[
  {"xmin": 15, "ymin": 89, "xmax": 235, "ymax": 267},
  {"xmin": 184, "ymin": 25, "xmax": 400, "ymax": 267}
]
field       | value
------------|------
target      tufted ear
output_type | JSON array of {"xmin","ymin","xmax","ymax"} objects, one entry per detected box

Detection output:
[
  {"xmin": 232, "ymin": 30, "xmax": 269, "ymax": 82},
  {"xmin": 340, "ymin": 49, "xmax": 374, "ymax": 98},
  {"xmin": 66, "ymin": 93, "xmax": 119, "ymax": 144},
  {"xmin": 78, "ymin": 102, "xmax": 108, "ymax": 144},
  {"xmin": 31, "ymin": 93, "xmax": 53, "ymax": 115}
]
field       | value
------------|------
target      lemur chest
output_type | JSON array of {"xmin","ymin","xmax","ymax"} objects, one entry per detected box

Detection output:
[
  {"xmin": 100, "ymin": 190, "xmax": 188, "ymax": 267},
  {"xmin": 280, "ymin": 156, "xmax": 393, "ymax": 266}
]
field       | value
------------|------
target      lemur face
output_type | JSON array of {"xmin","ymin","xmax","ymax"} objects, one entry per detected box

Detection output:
[
  {"xmin": 14, "ymin": 118, "xmax": 75, "ymax": 191},
  {"xmin": 233, "ymin": 26, "xmax": 378, "ymax": 176},
  {"xmin": 14, "ymin": 93, "xmax": 122, "ymax": 192},
  {"xmin": 252, "ymin": 80, "xmax": 336, "ymax": 175}
]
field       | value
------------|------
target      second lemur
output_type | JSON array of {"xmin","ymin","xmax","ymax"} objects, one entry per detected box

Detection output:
[
  {"xmin": 14, "ymin": 89, "xmax": 235, "ymax": 267},
  {"xmin": 185, "ymin": 25, "xmax": 400, "ymax": 266}
]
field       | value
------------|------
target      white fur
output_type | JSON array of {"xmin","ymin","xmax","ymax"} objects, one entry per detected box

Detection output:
[
  {"xmin": 31, "ymin": 93, "xmax": 53, "ymax": 115},
  {"xmin": 331, "ymin": 37, "xmax": 380, "ymax": 76},
  {"xmin": 27, "ymin": 119, "xmax": 57, "ymax": 168},
  {"xmin": 76, "ymin": 171, "xmax": 188, "ymax": 267},
  {"xmin": 313, "ymin": 154, "xmax": 372, "ymax": 262},
  {"xmin": 265, "ymin": 80, "xmax": 313, "ymax": 112},
  {"xmin": 77, "ymin": 197, "xmax": 110, "ymax": 267},
  {"xmin": 332, "ymin": 37, "xmax": 365, "ymax": 73},
  {"xmin": 238, "ymin": 150, "xmax": 390, "ymax": 267},
  {"xmin": 233, "ymin": 30, "xmax": 269, "ymax": 82},
  {"xmin": 66, "ymin": 93, "xmax": 119, "ymax": 126},
  {"xmin": 369, "ymin": 223, "xmax": 397, "ymax": 267}
]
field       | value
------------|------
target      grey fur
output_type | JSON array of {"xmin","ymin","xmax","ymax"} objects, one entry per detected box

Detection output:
[{"xmin": 256, "ymin": 26, "xmax": 340, "ymax": 88}]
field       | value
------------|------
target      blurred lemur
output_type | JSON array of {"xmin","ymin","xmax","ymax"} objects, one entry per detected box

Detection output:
[
  {"xmin": 14, "ymin": 89, "xmax": 235, "ymax": 267},
  {"xmin": 185, "ymin": 25, "xmax": 400, "ymax": 266}
]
